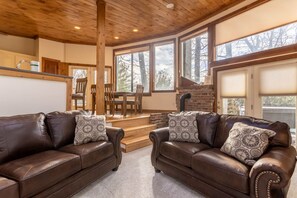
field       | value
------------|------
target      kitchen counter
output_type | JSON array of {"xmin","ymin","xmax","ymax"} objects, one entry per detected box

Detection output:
[{"xmin": 0, "ymin": 66, "xmax": 72, "ymax": 116}]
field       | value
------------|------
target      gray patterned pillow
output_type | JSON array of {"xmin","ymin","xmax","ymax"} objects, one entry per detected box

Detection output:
[
  {"xmin": 168, "ymin": 112, "xmax": 199, "ymax": 143},
  {"xmin": 221, "ymin": 122, "xmax": 276, "ymax": 166},
  {"xmin": 74, "ymin": 115, "xmax": 108, "ymax": 145}
]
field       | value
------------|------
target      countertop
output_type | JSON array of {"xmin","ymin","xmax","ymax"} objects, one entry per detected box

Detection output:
[{"xmin": 0, "ymin": 66, "xmax": 72, "ymax": 79}]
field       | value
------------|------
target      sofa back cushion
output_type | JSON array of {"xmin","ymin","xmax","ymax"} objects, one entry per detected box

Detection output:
[
  {"xmin": 196, "ymin": 112, "xmax": 220, "ymax": 146},
  {"xmin": 46, "ymin": 111, "xmax": 89, "ymax": 148},
  {"xmin": 214, "ymin": 115, "xmax": 291, "ymax": 148},
  {"xmin": 0, "ymin": 113, "xmax": 53, "ymax": 164}
]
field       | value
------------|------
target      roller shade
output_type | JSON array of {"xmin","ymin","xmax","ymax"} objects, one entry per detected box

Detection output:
[
  {"xmin": 259, "ymin": 63, "xmax": 297, "ymax": 96},
  {"xmin": 220, "ymin": 70, "xmax": 247, "ymax": 98},
  {"xmin": 216, "ymin": 0, "xmax": 297, "ymax": 45}
]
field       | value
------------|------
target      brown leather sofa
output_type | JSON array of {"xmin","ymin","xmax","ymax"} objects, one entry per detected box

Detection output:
[
  {"xmin": 0, "ymin": 111, "xmax": 124, "ymax": 198},
  {"xmin": 150, "ymin": 112, "xmax": 297, "ymax": 198}
]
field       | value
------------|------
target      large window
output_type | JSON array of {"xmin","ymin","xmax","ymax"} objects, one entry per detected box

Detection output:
[
  {"xmin": 216, "ymin": 22, "xmax": 297, "ymax": 60},
  {"xmin": 154, "ymin": 42, "xmax": 175, "ymax": 91},
  {"xmin": 115, "ymin": 48, "xmax": 150, "ymax": 93},
  {"xmin": 181, "ymin": 32, "xmax": 208, "ymax": 84}
]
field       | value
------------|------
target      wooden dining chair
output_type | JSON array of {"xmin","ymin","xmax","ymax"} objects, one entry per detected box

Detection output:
[
  {"xmin": 72, "ymin": 77, "xmax": 88, "ymax": 110},
  {"xmin": 104, "ymin": 84, "xmax": 124, "ymax": 115},
  {"xmin": 127, "ymin": 84, "xmax": 144, "ymax": 114},
  {"xmin": 91, "ymin": 84, "xmax": 96, "ymax": 114}
]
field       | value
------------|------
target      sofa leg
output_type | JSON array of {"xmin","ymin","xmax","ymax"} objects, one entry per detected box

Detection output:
[
  {"xmin": 155, "ymin": 168, "xmax": 161, "ymax": 173},
  {"xmin": 112, "ymin": 167, "xmax": 119, "ymax": 171}
]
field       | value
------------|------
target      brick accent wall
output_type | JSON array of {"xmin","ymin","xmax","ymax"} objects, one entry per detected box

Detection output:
[
  {"xmin": 176, "ymin": 85, "xmax": 215, "ymax": 112},
  {"xmin": 149, "ymin": 113, "xmax": 170, "ymax": 128}
]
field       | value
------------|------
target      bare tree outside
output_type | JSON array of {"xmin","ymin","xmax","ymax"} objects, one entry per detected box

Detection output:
[
  {"xmin": 216, "ymin": 22, "xmax": 297, "ymax": 60},
  {"xmin": 116, "ymin": 51, "xmax": 150, "ymax": 93},
  {"xmin": 182, "ymin": 32, "xmax": 208, "ymax": 83}
]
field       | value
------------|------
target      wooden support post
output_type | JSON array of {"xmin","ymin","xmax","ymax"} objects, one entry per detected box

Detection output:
[{"xmin": 96, "ymin": 0, "xmax": 106, "ymax": 115}]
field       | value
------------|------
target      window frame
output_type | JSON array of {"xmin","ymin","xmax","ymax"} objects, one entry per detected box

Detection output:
[
  {"xmin": 152, "ymin": 39, "xmax": 176, "ymax": 92},
  {"xmin": 114, "ymin": 44, "xmax": 152, "ymax": 96}
]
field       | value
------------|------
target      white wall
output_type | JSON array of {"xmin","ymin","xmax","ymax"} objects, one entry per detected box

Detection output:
[
  {"xmin": 0, "ymin": 75, "xmax": 67, "ymax": 116},
  {"xmin": 142, "ymin": 93, "xmax": 176, "ymax": 111},
  {"xmin": 37, "ymin": 38, "xmax": 65, "ymax": 62},
  {"xmin": 65, "ymin": 44, "xmax": 113, "ymax": 66},
  {"xmin": 0, "ymin": 35, "xmax": 35, "ymax": 56}
]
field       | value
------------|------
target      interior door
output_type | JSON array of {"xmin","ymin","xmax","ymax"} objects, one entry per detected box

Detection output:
[{"xmin": 42, "ymin": 57, "xmax": 60, "ymax": 74}]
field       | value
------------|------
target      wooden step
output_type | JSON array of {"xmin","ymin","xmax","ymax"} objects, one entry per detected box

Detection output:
[
  {"xmin": 123, "ymin": 124, "xmax": 157, "ymax": 138},
  {"xmin": 107, "ymin": 115, "xmax": 150, "ymax": 128},
  {"xmin": 121, "ymin": 135, "xmax": 152, "ymax": 153}
]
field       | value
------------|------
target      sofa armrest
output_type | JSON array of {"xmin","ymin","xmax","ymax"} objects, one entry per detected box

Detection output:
[
  {"xmin": 149, "ymin": 127, "xmax": 169, "ymax": 167},
  {"xmin": 106, "ymin": 126, "xmax": 124, "ymax": 167},
  {"xmin": 249, "ymin": 146, "xmax": 296, "ymax": 198}
]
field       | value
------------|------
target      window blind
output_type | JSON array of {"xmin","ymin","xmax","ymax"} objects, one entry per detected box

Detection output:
[
  {"xmin": 215, "ymin": 0, "xmax": 297, "ymax": 45},
  {"xmin": 259, "ymin": 63, "xmax": 297, "ymax": 96},
  {"xmin": 220, "ymin": 70, "xmax": 247, "ymax": 98}
]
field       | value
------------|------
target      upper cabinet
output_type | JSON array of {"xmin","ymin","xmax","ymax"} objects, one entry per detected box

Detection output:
[{"xmin": 0, "ymin": 50, "xmax": 37, "ymax": 70}]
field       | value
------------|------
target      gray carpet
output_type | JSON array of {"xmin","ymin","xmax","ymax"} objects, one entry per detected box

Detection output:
[{"xmin": 73, "ymin": 146, "xmax": 297, "ymax": 198}]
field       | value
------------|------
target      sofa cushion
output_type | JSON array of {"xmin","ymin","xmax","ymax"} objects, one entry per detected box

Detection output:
[
  {"xmin": 160, "ymin": 141, "xmax": 210, "ymax": 167},
  {"xmin": 221, "ymin": 122, "xmax": 276, "ymax": 166},
  {"xmin": 196, "ymin": 111, "xmax": 220, "ymax": 146},
  {"xmin": 0, "ymin": 150, "xmax": 81, "ymax": 198},
  {"xmin": 168, "ymin": 112, "xmax": 199, "ymax": 143},
  {"xmin": 59, "ymin": 141, "xmax": 114, "ymax": 169},
  {"xmin": 0, "ymin": 113, "xmax": 53, "ymax": 164},
  {"xmin": 74, "ymin": 115, "xmax": 108, "ymax": 145},
  {"xmin": 192, "ymin": 148, "xmax": 250, "ymax": 194},
  {"xmin": 46, "ymin": 110, "xmax": 89, "ymax": 148},
  {"xmin": 214, "ymin": 115, "xmax": 291, "ymax": 148},
  {"xmin": 0, "ymin": 177, "xmax": 19, "ymax": 198}
]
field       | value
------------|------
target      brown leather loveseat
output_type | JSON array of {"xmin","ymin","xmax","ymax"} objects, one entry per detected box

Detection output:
[
  {"xmin": 0, "ymin": 111, "xmax": 124, "ymax": 198},
  {"xmin": 150, "ymin": 112, "xmax": 297, "ymax": 198}
]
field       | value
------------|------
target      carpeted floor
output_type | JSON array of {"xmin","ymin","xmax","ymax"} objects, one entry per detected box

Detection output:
[{"xmin": 73, "ymin": 146, "xmax": 297, "ymax": 198}]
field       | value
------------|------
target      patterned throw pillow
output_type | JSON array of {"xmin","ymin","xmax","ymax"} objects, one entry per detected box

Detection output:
[
  {"xmin": 168, "ymin": 112, "xmax": 199, "ymax": 143},
  {"xmin": 74, "ymin": 115, "xmax": 108, "ymax": 145},
  {"xmin": 221, "ymin": 122, "xmax": 276, "ymax": 166}
]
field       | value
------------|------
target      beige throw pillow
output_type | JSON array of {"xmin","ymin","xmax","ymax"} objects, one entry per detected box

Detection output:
[
  {"xmin": 74, "ymin": 115, "xmax": 108, "ymax": 145},
  {"xmin": 221, "ymin": 122, "xmax": 276, "ymax": 166},
  {"xmin": 168, "ymin": 112, "xmax": 199, "ymax": 143}
]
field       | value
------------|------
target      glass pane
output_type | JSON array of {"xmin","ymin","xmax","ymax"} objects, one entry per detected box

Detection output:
[
  {"xmin": 116, "ymin": 54, "xmax": 132, "ymax": 92},
  {"xmin": 262, "ymin": 96, "xmax": 296, "ymax": 146},
  {"xmin": 222, "ymin": 98, "xmax": 245, "ymax": 115},
  {"xmin": 216, "ymin": 21, "xmax": 297, "ymax": 60},
  {"xmin": 154, "ymin": 43, "xmax": 174, "ymax": 91},
  {"xmin": 132, "ymin": 51, "xmax": 150, "ymax": 93},
  {"xmin": 182, "ymin": 32, "xmax": 208, "ymax": 84}
]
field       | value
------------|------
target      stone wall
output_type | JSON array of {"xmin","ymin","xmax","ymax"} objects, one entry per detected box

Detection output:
[
  {"xmin": 149, "ymin": 113, "xmax": 170, "ymax": 128},
  {"xmin": 176, "ymin": 85, "xmax": 215, "ymax": 112}
]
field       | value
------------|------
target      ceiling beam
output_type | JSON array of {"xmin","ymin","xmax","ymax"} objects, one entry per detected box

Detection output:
[{"xmin": 96, "ymin": 0, "xmax": 106, "ymax": 115}]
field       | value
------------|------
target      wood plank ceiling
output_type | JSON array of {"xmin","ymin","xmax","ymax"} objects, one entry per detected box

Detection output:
[{"xmin": 0, "ymin": 0, "xmax": 242, "ymax": 46}]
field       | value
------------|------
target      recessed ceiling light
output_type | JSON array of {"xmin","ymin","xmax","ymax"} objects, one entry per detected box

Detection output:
[
  {"xmin": 166, "ymin": 3, "xmax": 174, "ymax": 9},
  {"xmin": 74, "ymin": 26, "xmax": 81, "ymax": 30},
  {"xmin": 133, "ymin": 29, "xmax": 139, "ymax": 32},
  {"xmin": 114, "ymin": 36, "xmax": 119, "ymax": 40}
]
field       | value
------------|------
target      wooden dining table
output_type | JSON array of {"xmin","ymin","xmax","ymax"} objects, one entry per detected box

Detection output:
[{"xmin": 91, "ymin": 89, "xmax": 136, "ymax": 116}]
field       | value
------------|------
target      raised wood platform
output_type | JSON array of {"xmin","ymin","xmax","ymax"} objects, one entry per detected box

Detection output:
[{"xmin": 107, "ymin": 114, "xmax": 156, "ymax": 152}]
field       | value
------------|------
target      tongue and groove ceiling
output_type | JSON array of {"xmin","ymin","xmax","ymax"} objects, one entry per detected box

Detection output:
[{"xmin": 0, "ymin": 0, "xmax": 242, "ymax": 46}]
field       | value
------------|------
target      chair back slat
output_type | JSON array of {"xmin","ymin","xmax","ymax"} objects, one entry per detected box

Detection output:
[
  {"xmin": 104, "ymin": 84, "xmax": 115, "ymax": 103},
  {"xmin": 75, "ymin": 77, "xmax": 88, "ymax": 94}
]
